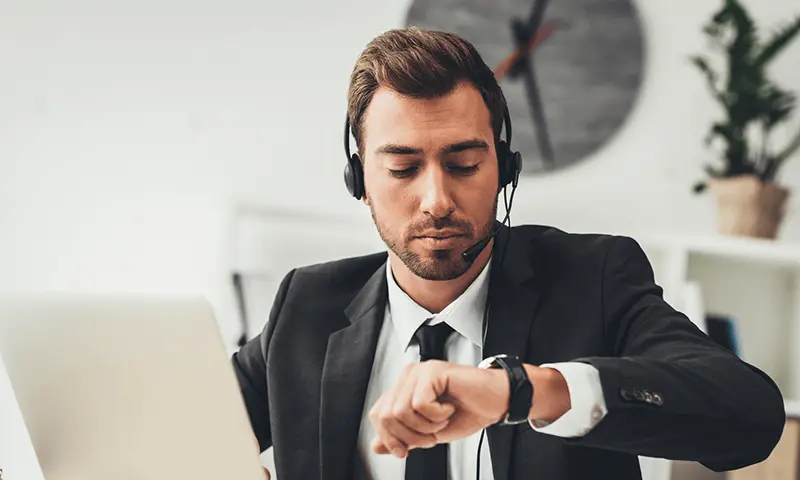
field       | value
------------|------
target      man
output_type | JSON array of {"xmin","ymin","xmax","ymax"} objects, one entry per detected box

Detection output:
[{"xmin": 232, "ymin": 27, "xmax": 785, "ymax": 480}]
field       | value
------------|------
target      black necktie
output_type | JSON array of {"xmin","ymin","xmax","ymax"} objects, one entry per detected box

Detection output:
[{"xmin": 405, "ymin": 321, "xmax": 454, "ymax": 480}]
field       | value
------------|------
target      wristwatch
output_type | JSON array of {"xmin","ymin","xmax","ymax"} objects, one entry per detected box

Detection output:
[{"xmin": 478, "ymin": 354, "xmax": 533, "ymax": 425}]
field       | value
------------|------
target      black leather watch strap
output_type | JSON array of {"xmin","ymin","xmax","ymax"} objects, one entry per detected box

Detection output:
[{"xmin": 481, "ymin": 354, "xmax": 533, "ymax": 425}]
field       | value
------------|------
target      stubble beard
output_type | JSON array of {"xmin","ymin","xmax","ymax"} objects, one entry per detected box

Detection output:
[{"xmin": 370, "ymin": 199, "xmax": 498, "ymax": 281}]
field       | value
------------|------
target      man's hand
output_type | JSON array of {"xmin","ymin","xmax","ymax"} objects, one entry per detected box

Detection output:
[
  {"xmin": 368, "ymin": 360, "xmax": 570, "ymax": 458},
  {"xmin": 262, "ymin": 467, "xmax": 271, "ymax": 480},
  {"xmin": 368, "ymin": 360, "xmax": 507, "ymax": 457}
]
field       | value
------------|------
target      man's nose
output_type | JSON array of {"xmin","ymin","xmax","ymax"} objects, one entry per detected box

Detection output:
[{"xmin": 419, "ymin": 166, "xmax": 456, "ymax": 219}]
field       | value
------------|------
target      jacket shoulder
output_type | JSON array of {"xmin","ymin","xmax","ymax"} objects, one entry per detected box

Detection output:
[
  {"xmin": 512, "ymin": 224, "xmax": 621, "ymax": 251},
  {"xmin": 510, "ymin": 224, "xmax": 647, "ymax": 270},
  {"xmin": 282, "ymin": 251, "xmax": 387, "ymax": 297}
]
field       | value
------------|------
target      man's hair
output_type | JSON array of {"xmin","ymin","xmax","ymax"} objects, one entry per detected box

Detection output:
[{"xmin": 347, "ymin": 27, "xmax": 507, "ymax": 156}]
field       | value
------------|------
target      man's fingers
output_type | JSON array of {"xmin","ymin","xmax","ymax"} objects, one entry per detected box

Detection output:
[
  {"xmin": 370, "ymin": 420, "xmax": 408, "ymax": 458},
  {"xmin": 384, "ymin": 412, "xmax": 438, "ymax": 451},
  {"xmin": 396, "ymin": 406, "xmax": 450, "ymax": 435},
  {"xmin": 391, "ymin": 372, "xmax": 449, "ymax": 435},
  {"xmin": 372, "ymin": 405, "xmax": 437, "ymax": 456},
  {"xmin": 262, "ymin": 467, "xmax": 271, "ymax": 480},
  {"xmin": 416, "ymin": 400, "xmax": 456, "ymax": 424},
  {"xmin": 371, "ymin": 435, "xmax": 440, "ymax": 456},
  {"xmin": 412, "ymin": 379, "xmax": 456, "ymax": 423},
  {"xmin": 369, "ymin": 396, "xmax": 438, "ymax": 456},
  {"xmin": 370, "ymin": 396, "xmax": 410, "ymax": 457},
  {"xmin": 371, "ymin": 436, "xmax": 390, "ymax": 455}
]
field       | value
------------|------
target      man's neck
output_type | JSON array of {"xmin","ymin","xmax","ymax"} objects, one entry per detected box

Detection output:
[{"xmin": 388, "ymin": 241, "xmax": 494, "ymax": 313}]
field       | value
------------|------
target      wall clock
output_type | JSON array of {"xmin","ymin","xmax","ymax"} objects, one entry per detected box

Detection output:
[{"xmin": 405, "ymin": 0, "xmax": 646, "ymax": 174}]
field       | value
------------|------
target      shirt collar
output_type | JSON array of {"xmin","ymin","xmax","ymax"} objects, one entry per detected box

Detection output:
[{"xmin": 385, "ymin": 255, "xmax": 491, "ymax": 352}]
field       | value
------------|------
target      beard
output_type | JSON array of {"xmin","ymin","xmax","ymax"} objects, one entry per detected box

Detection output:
[{"xmin": 370, "ymin": 199, "xmax": 498, "ymax": 281}]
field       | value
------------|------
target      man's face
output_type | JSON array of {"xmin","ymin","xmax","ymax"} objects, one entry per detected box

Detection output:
[{"xmin": 360, "ymin": 81, "xmax": 499, "ymax": 281}]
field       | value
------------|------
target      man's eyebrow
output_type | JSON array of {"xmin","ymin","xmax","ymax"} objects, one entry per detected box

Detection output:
[
  {"xmin": 441, "ymin": 139, "xmax": 490, "ymax": 154},
  {"xmin": 374, "ymin": 144, "xmax": 423, "ymax": 156},
  {"xmin": 374, "ymin": 139, "xmax": 490, "ymax": 157}
]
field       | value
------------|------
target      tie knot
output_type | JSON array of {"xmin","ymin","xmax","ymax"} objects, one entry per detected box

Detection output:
[{"xmin": 414, "ymin": 321, "xmax": 454, "ymax": 361}]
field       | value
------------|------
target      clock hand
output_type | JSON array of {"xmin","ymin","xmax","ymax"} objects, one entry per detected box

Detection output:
[
  {"xmin": 493, "ymin": 21, "xmax": 556, "ymax": 81},
  {"xmin": 509, "ymin": 17, "xmax": 555, "ymax": 167},
  {"xmin": 526, "ymin": 0, "xmax": 551, "ymax": 34},
  {"xmin": 521, "ymin": 58, "xmax": 555, "ymax": 166}
]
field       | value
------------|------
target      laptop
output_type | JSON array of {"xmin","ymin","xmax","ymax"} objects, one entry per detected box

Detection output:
[{"xmin": 0, "ymin": 295, "xmax": 267, "ymax": 480}]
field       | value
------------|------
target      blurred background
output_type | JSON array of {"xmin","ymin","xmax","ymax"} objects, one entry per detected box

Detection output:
[{"xmin": 1, "ymin": 0, "xmax": 800, "ymax": 479}]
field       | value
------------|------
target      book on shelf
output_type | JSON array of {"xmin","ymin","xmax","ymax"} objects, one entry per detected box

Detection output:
[{"xmin": 704, "ymin": 314, "xmax": 741, "ymax": 357}]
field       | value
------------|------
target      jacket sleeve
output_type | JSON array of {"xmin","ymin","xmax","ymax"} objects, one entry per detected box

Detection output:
[
  {"xmin": 567, "ymin": 236, "xmax": 785, "ymax": 472},
  {"xmin": 230, "ymin": 268, "xmax": 296, "ymax": 453}
]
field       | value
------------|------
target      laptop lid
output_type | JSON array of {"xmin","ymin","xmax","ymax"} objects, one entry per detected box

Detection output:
[{"xmin": 0, "ymin": 295, "xmax": 266, "ymax": 480}]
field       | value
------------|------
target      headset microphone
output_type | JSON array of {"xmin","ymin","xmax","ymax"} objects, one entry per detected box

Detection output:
[
  {"xmin": 461, "ymin": 235, "xmax": 494, "ymax": 264},
  {"xmin": 461, "ymin": 219, "xmax": 503, "ymax": 264},
  {"xmin": 460, "ymin": 187, "xmax": 515, "ymax": 264}
]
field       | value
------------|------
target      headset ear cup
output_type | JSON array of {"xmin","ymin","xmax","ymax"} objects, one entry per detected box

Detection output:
[
  {"xmin": 496, "ymin": 141, "xmax": 511, "ymax": 189},
  {"xmin": 344, "ymin": 154, "xmax": 365, "ymax": 199}
]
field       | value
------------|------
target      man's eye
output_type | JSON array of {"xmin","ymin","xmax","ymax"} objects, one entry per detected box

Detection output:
[
  {"xmin": 450, "ymin": 165, "xmax": 479, "ymax": 175},
  {"xmin": 389, "ymin": 167, "xmax": 417, "ymax": 178}
]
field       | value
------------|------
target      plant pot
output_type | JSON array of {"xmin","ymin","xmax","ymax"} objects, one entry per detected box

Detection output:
[{"xmin": 709, "ymin": 175, "xmax": 790, "ymax": 239}]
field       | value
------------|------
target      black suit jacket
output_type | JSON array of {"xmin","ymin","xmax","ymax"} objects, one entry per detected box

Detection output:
[{"xmin": 232, "ymin": 224, "xmax": 786, "ymax": 480}]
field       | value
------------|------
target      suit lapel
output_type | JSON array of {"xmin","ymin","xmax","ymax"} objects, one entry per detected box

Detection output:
[
  {"xmin": 484, "ymin": 226, "xmax": 541, "ymax": 480},
  {"xmin": 320, "ymin": 263, "xmax": 388, "ymax": 480}
]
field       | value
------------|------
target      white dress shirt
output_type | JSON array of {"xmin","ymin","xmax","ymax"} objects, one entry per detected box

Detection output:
[{"xmin": 356, "ymin": 256, "xmax": 609, "ymax": 479}]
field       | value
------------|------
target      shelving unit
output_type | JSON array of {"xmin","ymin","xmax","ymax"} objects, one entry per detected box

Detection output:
[
  {"xmin": 226, "ymin": 204, "xmax": 384, "ymax": 340},
  {"xmin": 636, "ymin": 232, "xmax": 800, "ymax": 401},
  {"xmin": 633, "ymin": 232, "xmax": 800, "ymax": 480}
]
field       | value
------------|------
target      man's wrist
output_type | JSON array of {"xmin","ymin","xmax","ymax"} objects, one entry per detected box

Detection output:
[
  {"xmin": 479, "ymin": 355, "xmax": 533, "ymax": 424},
  {"xmin": 487, "ymin": 368, "xmax": 511, "ymax": 423},
  {"xmin": 523, "ymin": 364, "xmax": 571, "ymax": 423}
]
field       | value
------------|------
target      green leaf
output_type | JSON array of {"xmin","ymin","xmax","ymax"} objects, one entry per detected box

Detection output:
[
  {"xmin": 775, "ymin": 126, "xmax": 800, "ymax": 164},
  {"xmin": 690, "ymin": 55, "xmax": 724, "ymax": 101},
  {"xmin": 757, "ymin": 83, "xmax": 797, "ymax": 129},
  {"xmin": 755, "ymin": 15, "xmax": 800, "ymax": 67},
  {"xmin": 693, "ymin": 181, "xmax": 708, "ymax": 194},
  {"xmin": 722, "ymin": 0, "xmax": 760, "ymax": 55},
  {"xmin": 705, "ymin": 122, "xmax": 735, "ymax": 147},
  {"xmin": 757, "ymin": 128, "xmax": 800, "ymax": 181}
]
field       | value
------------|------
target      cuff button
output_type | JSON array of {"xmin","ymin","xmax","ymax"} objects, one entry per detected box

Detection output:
[
  {"xmin": 591, "ymin": 405, "xmax": 604, "ymax": 422},
  {"xmin": 620, "ymin": 388, "xmax": 633, "ymax": 401}
]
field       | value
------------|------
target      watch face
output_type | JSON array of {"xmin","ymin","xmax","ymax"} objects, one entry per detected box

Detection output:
[{"xmin": 405, "ymin": 0, "xmax": 646, "ymax": 174}]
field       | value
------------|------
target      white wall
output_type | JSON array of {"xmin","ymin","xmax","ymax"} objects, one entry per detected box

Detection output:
[
  {"xmin": 1, "ymin": 0, "xmax": 800, "ymax": 477},
  {"xmin": 2, "ymin": 0, "xmax": 800, "ymax": 312}
]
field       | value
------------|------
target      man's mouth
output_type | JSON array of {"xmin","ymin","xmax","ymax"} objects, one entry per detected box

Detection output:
[{"xmin": 415, "ymin": 230, "xmax": 465, "ymax": 239}]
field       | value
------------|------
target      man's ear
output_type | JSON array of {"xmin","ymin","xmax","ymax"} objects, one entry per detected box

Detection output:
[{"xmin": 362, "ymin": 191, "xmax": 371, "ymax": 206}]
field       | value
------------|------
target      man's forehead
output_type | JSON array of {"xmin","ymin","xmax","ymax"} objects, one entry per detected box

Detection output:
[{"xmin": 362, "ymin": 84, "xmax": 492, "ymax": 145}]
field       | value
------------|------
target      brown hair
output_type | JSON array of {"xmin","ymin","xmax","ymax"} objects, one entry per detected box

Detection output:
[{"xmin": 347, "ymin": 27, "xmax": 507, "ymax": 157}]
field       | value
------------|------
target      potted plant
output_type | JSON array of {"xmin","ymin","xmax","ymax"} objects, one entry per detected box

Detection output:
[{"xmin": 691, "ymin": 0, "xmax": 800, "ymax": 239}]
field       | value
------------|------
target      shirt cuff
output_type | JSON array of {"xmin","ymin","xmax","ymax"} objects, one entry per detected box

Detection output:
[{"xmin": 528, "ymin": 362, "xmax": 608, "ymax": 438}]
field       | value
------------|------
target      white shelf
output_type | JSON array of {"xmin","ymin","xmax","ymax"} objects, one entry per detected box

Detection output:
[
  {"xmin": 637, "ymin": 233, "xmax": 800, "ymax": 269},
  {"xmin": 786, "ymin": 399, "xmax": 800, "ymax": 419}
]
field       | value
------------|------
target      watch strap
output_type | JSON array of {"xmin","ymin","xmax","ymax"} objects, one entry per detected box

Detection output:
[{"xmin": 479, "ymin": 354, "xmax": 533, "ymax": 425}]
